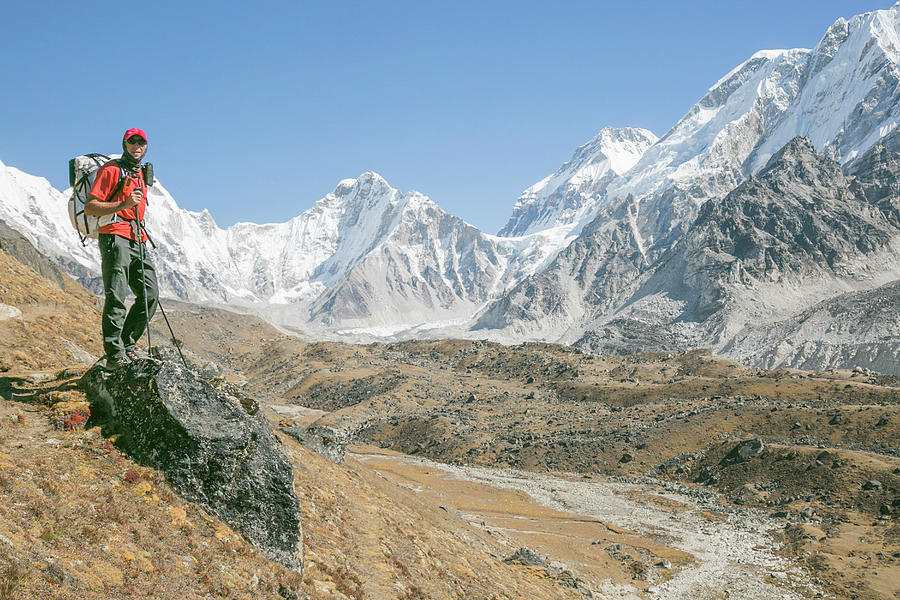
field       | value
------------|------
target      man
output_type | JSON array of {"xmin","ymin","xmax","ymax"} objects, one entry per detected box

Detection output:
[{"xmin": 84, "ymin": 128, "xmax": 158, "ymax": 368}]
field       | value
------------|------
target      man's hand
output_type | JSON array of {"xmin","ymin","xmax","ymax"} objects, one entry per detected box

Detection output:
[{"xmin": 122, "ymin": 188, "xmax": 142, "ymax": 210}]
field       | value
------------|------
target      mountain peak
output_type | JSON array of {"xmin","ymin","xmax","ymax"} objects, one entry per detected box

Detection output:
[
  {"xmin": 332, "ymin": 172, "xmax": 392, "ymax": 197},
  {"xmin": 498, "ymin": 126, "xmax": 657, "ymax": 237}
]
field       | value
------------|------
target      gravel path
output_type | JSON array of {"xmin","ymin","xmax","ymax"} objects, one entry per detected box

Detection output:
[{"xmin": 369, "ymin": 454, "xmax": 823, "ymax": 600}]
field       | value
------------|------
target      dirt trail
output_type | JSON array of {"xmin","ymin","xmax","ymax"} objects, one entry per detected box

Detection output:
[{"xmin": 356, "ymin": 450, "xmax": 823, "ymax": 600}]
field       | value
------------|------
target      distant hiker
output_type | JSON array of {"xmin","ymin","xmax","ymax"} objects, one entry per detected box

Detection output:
[{"xmin": 84, "ymin": 128, "xmax": 158, "ymax": 368}]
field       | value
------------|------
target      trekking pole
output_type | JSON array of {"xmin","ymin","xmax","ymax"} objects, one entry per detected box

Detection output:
[
  {"xmin": 136, "ymin": 220, "xmax": 189, "ymax": 369},
  {"xmin": 155, "ymin": 295, "xmax": 190, "ymax": 369},
  {"xmin": 132, "ymin": 219, "xmax": 152, "ymax": 356}
]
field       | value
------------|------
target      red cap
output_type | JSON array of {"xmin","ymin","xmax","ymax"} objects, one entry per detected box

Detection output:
[{"xmin": 123, "ymin": 128, "xmax": 147, "ymax": 143}]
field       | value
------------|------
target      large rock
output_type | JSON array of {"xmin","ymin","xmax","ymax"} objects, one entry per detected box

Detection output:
[
  {"xmin": 80, "ymin": 357, "xmax": 303, "ymax": 571},
  {"xmin": 721, "ymin": 438, "xmax": 765, "ymax": 466}
]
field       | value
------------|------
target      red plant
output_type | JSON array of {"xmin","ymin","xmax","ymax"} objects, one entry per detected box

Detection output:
[
  {"xmin": 123, "ymin": 469, "xmax": 141, "ymax": 485},
  {"xmin": 61, "ymin": 408, "xmax": 90, "ymax": 431},
  {"xmin": 16, "ymin": 413, "xmax": 24, "ymax": 425}
]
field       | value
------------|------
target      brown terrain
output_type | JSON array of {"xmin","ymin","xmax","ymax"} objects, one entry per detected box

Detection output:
[{"xmin": 1, "ymin": 244, "xmax": 898, "ymax": 599}]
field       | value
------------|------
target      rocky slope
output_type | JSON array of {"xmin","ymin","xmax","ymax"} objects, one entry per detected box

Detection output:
[{"xmin": 572, "ymin": 137, "xmax": 900, "ymax": 371}]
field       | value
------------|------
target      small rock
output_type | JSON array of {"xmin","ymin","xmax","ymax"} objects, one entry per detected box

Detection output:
[
  {"xmin": 880, "ymin": 505, "xmax": 893, "ymax": 516},
  {"xmin": 620, "ymin": 453, "xmax": 634, "ymax": 463},
  {"xmin": 26, "ymin": 372, "xmax": 54, "ymax": 383},
  {"xmin": 506, "ymin": 547, "xmax": 549, "ymax": 569},
  {"xmin": 697, "ymin": 466, "xmax": 719, "ymax": 485},
  {"xmin": 863, "ymin": 480, "xmax": 883, "ymax": 491},
  {"xmin": 829, "ymin": 414, "xmax": 844, "ymax": 425},
  {"xmin": 0, "ymin": 303, "xmax": 22, "ymax": 321},
  {"xmin": 801, "ymin": 506, "xmax": 816, "ymax": 519},
  {"xmin": 199, "ymin": 362, "xmax": 225, "ymax": 378},
  {"xmin": 876, "ymin": 417, "xmax": 890, "ymax": 427}
]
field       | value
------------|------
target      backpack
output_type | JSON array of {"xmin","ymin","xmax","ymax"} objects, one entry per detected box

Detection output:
[{"xmin": 67, "ymin": 154, "xmax": 127, "ymax": 245}]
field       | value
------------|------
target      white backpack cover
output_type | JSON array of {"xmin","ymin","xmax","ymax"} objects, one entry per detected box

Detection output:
[{"xmin": 67, "ymin": 153, "xmax": 120, "ymax": 242}]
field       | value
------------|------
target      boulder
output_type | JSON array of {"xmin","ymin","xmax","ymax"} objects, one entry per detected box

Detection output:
[
  {"xmin": 505, "ymin": 547, "xmax": 549, "ymax": 568},
  {"xmin": 721, "ymin": 438, "xmax": 765, "ymax": 465},
  {"xmin": 80, "ymin": 357, "xmax": 303, "ymax": 571}
]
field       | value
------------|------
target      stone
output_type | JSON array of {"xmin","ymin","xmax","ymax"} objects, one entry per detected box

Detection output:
[
  {"xmin": 721, "ymin": 438, "xmax": 765, "ymax": 465},
  {"xmin": 80, "ymin": 357, "xmax": 303, "ymax": 571},
  {"xmin": 25, "ymin": 373, "xmax": 54, "ymax": 383},
  {"xmin": 696, "ymin": 466, "xmax": 719, "ymax": 485},
  {"xmin": 863, "ymin": 480, "xmax": 883, "ymax": 491},
  {"xmin": 0, "ymin": 303, "xmax": 22, "ymax": 321},
  {"xmin": 505, "ymin": 547, "xmax": 549, "ymax": 569},
  {"xmin": 280, "ymin": 422, "xmax": 349, "ymax": 464},
  {"xmin": 62, "ymin": 339, "xmax": 98, "ymax": 366}
]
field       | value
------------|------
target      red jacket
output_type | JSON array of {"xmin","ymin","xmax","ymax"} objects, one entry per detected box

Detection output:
[{"xmin": 89, "ymin": 161, "xmax": 148, "ymax": 241}]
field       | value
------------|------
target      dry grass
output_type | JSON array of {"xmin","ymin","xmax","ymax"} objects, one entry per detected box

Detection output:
[{"xmin": 0, "ymin": 249, "xmax": 102, "ymax": 373}]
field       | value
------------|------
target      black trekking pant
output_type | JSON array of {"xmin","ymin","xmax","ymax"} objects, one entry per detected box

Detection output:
[{"xmin": 99, "ymin": 233, "xmax": 158, "ymax": 359}]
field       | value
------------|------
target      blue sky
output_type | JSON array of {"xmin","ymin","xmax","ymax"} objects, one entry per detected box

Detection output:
[{"xmin": 0, "ymin": 1, "xmax": 894, "ymax": 234}]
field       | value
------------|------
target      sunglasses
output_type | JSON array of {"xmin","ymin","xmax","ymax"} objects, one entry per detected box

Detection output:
[{"xmin": 126, "ymin": 137, "xmax": 147, "ymax": 146}]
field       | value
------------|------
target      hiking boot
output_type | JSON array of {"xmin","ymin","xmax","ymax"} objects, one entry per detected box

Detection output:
[
  {"xmin": 124, "ymin": 348, "xmax": 143, "ymax": 362},
  {"xmin": 105, "ymin": 355, "xmax": 131, "ymax": 370}
]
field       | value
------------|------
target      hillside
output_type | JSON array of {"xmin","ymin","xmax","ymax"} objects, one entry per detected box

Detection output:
[
  {"xmin": 0, "ymin": 252, "xmax": 591, "ymax": 600},
  {"xmin": 151, "ymin": 307, "xmax": 900, "ymax": 600},
  {"xmin": 1, "ymin": 235, "xmax": 898, "ymax": 599}
]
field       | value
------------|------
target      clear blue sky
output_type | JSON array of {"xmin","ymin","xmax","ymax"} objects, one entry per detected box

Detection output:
[{"xmin": 0, "ymin": 1, "xmax": 894, "ymax": 234}]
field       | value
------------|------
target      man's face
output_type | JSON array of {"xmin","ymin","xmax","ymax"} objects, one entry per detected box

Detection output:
[{"xmin": 125, "ymin": 136, "xmax": 147, "ymax": 161}]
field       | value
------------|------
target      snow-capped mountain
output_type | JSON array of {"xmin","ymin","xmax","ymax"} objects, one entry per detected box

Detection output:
[
  {"xmin": 499, "ymin": 127, "xmax": 658, "ymax": 237},
  {"xmin": 0, "ymin": 161, "xmax": 533, "ymax": 331},
  {"xmin": 574, "ymin": 137, "xmax": 900, "ymax": 368},
  {"xmin": 474, "ymin": 4, "xmax": 900, "ymax": 347}
]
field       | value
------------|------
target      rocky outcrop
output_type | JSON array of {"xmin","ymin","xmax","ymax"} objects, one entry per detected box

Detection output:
[{"xmin": 80, "ymin": 357, "xmax": 303, "ymax": 571}]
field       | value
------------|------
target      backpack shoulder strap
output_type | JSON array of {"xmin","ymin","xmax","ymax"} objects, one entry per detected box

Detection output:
[{"xmin": 103, "ymin": 160, "xmax": 127, "ymax": 202}]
